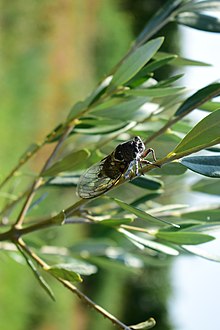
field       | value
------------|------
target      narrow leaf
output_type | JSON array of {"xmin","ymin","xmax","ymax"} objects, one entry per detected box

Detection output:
[
  {"xmin": 47, "ymin": 175, "xmax": 79, "ymax": 187},
  {"xmin": 42, "ymin": 149, "xmax": 90, "ymax": 177},
  {"xmin": 154, "ymin": 51, "xmax": 211, "ymax": 67},
  {"xmin": 199, "ymin": 101, "xmax": 220, "ymax": 112},
  {"xmin": 181, "ymin": 156, "xmax": 220, "ymax": 178},
  {"xmin": 113, "ymin": 198, "xmax": 179, "ymax": 228},
  {"xmin": 131, "ymin": 193, "xmax": 162, "ymax": 207},
  {"xmin": 176, "ymin": 12, "xmax": 220, "ymax": 33},
  {"xmin": 110, "ymin": 37, "xmax": 164, "ymax": 87},
  {"xmin": 91, "ymin": 97, "xmax": 158, "ymax": 121},
  {"xmin": 47, "ymin": 264, "xmax": 83, "ymax": 282},
  {"xmin": 17, "ymin": 245, "xmax": 55, "ymax": 301},
  {"xmin": 156, "ymin": 231, "xmax": 215, "ymax": 245},
  {"xmin": 134, "ymin": 0, "xmax": 183, "ymax": 46},
  {"xmin": 130, "ymin": 175, "xmax": 163, "ymax": 190},
  {"xmin": 67, "ymin": 76, "xmax": 112, "ymax": 120},
  {"xmin": 172, "ymin": 109, "xmax": 220, "ymax": 155},
  {"xmin": 119, "ymin": 228, "xmax": 179, "ymax": 256},
  {"xmin": 192, "ymin": 179, "xmax": 220, "ymax": 195},
  {"xmin": 182, "ymin": 1, "xmax": 220, "ymax": 12},
  {"xmin": 181, "ymin": 207, "xmax": 220, "ymax": 222},
  {"xmin": 175, "ymin": 83, "xmax": 220, "ymax": 116},
  {"xmin": 152, "ymin": 162, "xmax": 187, "ymax": 176},
  {"xmin": 125, "ymin": 86, "xmax": 184, "ymax": 98},
  {"xmin": 182, "ymin": 245, "xmax": 220, "ymax": 262},
  {"xmin": 99, "ymin": 218, "xmax": 134, "ymax": 226}
]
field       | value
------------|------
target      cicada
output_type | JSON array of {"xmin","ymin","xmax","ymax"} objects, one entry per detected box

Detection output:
[{"xmin": 77, "ymin": 136, "xmax": 158, "ymax": 199}]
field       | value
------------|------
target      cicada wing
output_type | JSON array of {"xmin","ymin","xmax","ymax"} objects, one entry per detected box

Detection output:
[{"xmin": 77, "ymin": 159, "xmax": 121, "ymax": 199}]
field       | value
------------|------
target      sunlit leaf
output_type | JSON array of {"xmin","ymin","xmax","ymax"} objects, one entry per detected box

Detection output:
[
  {"xmin": 171, "ymin": 109, "xmax": 220, "ymax": 156},
  {"xmin": 110, "ymin": 37, "xmax": 164, "ymax": 88},
  {"xmin": 113, "ymin": 198, "xmax": 179, "ymax": 228},
  {"xmin": 42, "ymin": 149, "xmax": 90, "ymax": 177},
  {"xmin": 47, "ymin": 264, "xmax": 83, "ymax": 282},
  {"xmin": 181, "ymin": 156, "xmax": 220, "ymax": 178},
  {"xmin": 156, "ymin": 231, "xmax": 215, "ymax": 245},
  {"xmin": 199, "ymin": 101, "xmax": 220, "ymax": 112},
  {"xmin": 47, "ymin": 175, "xmax": 79, "ymax": 187},
  {"xmin": 118, "ymin": 228, "xmax": 179, "ymax": 256},
  {"xmin": 182, "ymin": 245, "xmax": 220, "ymax": 262}
]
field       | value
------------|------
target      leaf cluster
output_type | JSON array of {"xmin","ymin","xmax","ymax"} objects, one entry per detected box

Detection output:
[{"xmin": 1, "ymin": 1, "xmax": 220, "ymax": 329}]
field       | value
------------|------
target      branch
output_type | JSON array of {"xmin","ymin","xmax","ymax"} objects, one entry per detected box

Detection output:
[
  {"xmin": 16, "ymin": 239, "xmax": 136, "ymax": 330},
  {"xmin": 14, "ymin": 125, "xmax": 73, "ymax": 228}
]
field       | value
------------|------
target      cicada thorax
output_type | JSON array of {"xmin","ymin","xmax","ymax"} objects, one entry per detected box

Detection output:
[{"xmin": 100, "ymin": 152, "xmax": 129, "ymax": 180}]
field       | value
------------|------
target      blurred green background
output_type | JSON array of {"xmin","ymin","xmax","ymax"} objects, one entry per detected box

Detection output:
[{"xmin": 0, "ymin": 1, "xmax": 179, "ymax": 329}]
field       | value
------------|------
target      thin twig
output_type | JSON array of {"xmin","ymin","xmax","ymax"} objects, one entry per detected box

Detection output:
[
  {"xmin": 14, "ymin": 125, "xmax": 73, "ymax": 228},
  {"xmin": 17, "ymin": 239, "xmax": 132, "ymax": 330}
]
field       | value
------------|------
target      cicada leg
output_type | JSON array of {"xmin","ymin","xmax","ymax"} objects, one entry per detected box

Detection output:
[
  {"xmin": 141, "ymin": 148, "xmax": 161, "ymax": 168},
  {"xmin": 124, "ymin": 160, "xmax": 135, "ymax": 179}
]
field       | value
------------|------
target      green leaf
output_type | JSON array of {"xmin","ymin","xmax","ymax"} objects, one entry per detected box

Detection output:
[
  {"xmin": 17, "ymin": 245, "xmax": 55, "ymax": 301},
  {"xmin": 134, "ymin": 0, "xmax": 183, "ymax": 46},
  {"xmin": 118, "ymin": 228, "xmax": 179, "ymax": 256},
  {"xmin": 175, "ymin": 83, "xmax": 220, "ymax": 116},
  {"xmin": 130, "ymin": 175, "xmax": 163, "ymax": 190},
  {"xmin": 176, "ymin": 12, "xmax": 220, "ymax": 33},
  {"xmin": 131, "ymin": 192, "xmax": 162, "ymax": 207},
  {"xmin": 67, "ymin": 76, "xmax": 112, "ymax": 120},
  {"xmin": 152, "ymin": 162, "xmax": 187, "ymax": 176},
  {"xmin": 91, "ymin": 97, "xmax": 158, "ymax": 121},
  {"xmin": 113, "ymin": 198, "xmax": 179, "ymax": 228},
  {"xmin": 181, "ymin": 207, "xmax": 220, "ymax": 222},
  {"xmin": 73, "ymin": 119, "xmax": 130, "ymax": 135},
  {"xmin": 98, "ymin": 217, "xmax": 134, "ymax": 226},
  {"xmin": 192, "ymin": 178, "xmax": 220, "ymax": 195},
  {"xmin": 42, "ymin": 149, "xmax": 90, "ymax": 177},
  {"xmin": 47, "ymin": 264, "xmax": 83, "ymax": 282},
  {"xmin": 110, "ymin": 37, "xmax": 164, "ymax": 88},
  {"xmin": 171, "ymin": 109, "xmax": 220, "ymax": 156},
  {"xmin": 182, "ymin": 1, "xmax": 220, "ymax": 12},
  {"xmin": 155, "ymin": 74, "xmax": 184, "ymax": 87},
  {"xmin": 125, "ymin": 86, "xmax": 184, "ymax": 98},
  {"xmin": 129, "ymin": 55, "xmax": 177, "ymax": 83},
  {"xmin": 156, "ymin": 231, "xmax": 215, "ymax": 245},
  {"xmin": 198, "ymin": 101, "xmax": 220, "ymax": 112},
  {"xmin": 154, "ymin": 51, "xmax": 211, "ymax": 67},
  {"xmin": 181, "ymin": 156, "xmax": 220, "ymax": 178}
]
